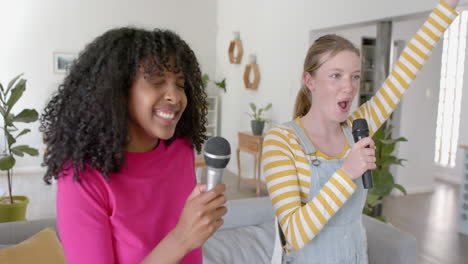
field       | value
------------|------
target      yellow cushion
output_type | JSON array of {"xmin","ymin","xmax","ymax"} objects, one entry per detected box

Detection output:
[{"xmin": 0, "ymin": 227, "xmax": 66, "ymax": 264}]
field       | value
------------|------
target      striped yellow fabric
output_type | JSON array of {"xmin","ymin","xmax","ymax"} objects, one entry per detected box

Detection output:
[{"xmin": 262, "ymin": 1, "xmax": 457, "ymax": 251}]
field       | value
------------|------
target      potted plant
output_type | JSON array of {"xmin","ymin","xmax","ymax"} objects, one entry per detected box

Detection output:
[
  {"xmin": 0, "ymin": 74, "xmax": 39, "ymax": 223},
  {"xmin": 247, "ymin": 102, "xmax": 272, "ymax": 135},
  {"xmin": 363, "ymin": 125, "xmax": 407, "ymax": 222},
  {"xmin": 202, "ymin": 73, "xmax": 226, "ymax": 93}
]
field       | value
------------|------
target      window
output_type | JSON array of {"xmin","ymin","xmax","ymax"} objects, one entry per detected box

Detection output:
[{"xmin": 435, "ymin": 10, "xmax": 468, "ymax": 167}]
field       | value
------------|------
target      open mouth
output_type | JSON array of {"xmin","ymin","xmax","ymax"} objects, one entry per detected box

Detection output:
[{"xmin": 338, "ymin": 100, "xmax": 350, "ymax": 112}]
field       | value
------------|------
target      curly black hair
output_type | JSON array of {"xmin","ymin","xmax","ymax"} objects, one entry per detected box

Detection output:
[{"xmin": 40, "ymin": 27, "xmax": 208, "ymax": 184}]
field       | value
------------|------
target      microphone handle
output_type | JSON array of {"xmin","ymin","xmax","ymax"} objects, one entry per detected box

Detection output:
[
  {"xmin": 352, "ymin": 134, "xmax": 373, "ymax": 189},
  {"xmin": 206, "ymin": 167, "xmax": 224, "ymax": 191},
  {"xmin": 362, "ymin": 170, "xmax": 373, "ymax": 189}
]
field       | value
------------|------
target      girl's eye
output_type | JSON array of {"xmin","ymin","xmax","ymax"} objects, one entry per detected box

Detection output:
[
  {"xmin": 176, "ymin": 80, "xmax": 186, "ymax": 90},
  {"xmin": 153, "ymin": 81, "xmax": 164, "ymax": 86},
  {"xmin": 331, "ymin": 73, "xmax": 341, "ymax": 78},
  {"xmin": 352, "ymin": 75, "xmax": 361, "ymax": 80}
]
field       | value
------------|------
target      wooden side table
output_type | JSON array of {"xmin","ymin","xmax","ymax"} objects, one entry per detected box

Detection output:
[
  {"xmin": 195, "ymin": 156, "xmax": 206, "ymax": 168},
  {"xmin": 195, "ymin": 156, "xmax": 206, "ymax": 183},
  {"xmin": 237, "ymin": 132, "xmax": 265, "ymax": 196}
]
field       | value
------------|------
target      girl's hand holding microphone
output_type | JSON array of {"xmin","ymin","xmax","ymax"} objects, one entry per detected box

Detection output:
[
  {"xmin": 171, "ymin": 183, "xmax": 227, "ymax": 253},
  {"xmin": 340, "ymin": 137, "xmax": 376, "ymax": 180}
]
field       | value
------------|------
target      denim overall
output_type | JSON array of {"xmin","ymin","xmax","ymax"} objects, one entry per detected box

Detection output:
[{"xmin": 283, "ymin": 121, "xmax": 368, "ymax": 264}]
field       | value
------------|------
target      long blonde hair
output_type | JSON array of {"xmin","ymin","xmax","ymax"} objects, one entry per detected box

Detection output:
[{"xmin": 293, "ymin": 35, "xmax": 360, "ymax": 119}]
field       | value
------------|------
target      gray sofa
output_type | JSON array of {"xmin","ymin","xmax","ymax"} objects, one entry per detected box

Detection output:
[
  {"xmin": 0, "ymin": 197, "xmax": 417, "ymax": 263},
  {"xmin": 203, "ymin": 197, "xmax": 417, "ymax": 264}
]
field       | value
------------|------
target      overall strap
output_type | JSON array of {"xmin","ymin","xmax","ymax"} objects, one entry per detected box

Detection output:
[
  {"xmin": 278, "ymin": 121, "xmax": 317, "ymax": 249},
  {"xmin": 285, "ymin": 120, "xmax": 316, "ymax": 154}
]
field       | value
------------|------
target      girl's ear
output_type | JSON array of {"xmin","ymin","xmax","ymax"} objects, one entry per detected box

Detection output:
[{"xmin": 303, "ymin": 72, "xmax": 315, "ymax": 92}]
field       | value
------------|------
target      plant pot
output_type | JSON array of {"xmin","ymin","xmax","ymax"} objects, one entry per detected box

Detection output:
[
  {"xmin": 0, "ymin": 196, "xmax": 29, "ymax": 223},
  {"xmin": 369, "ymin": 203, "xmax": 383, "ymax": 218},
  {"xmin": 251, "ymin": 120, "xmax": 265, "ymax": 136}
]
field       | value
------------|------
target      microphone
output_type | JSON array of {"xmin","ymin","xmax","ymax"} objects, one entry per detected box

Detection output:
[
  {"xmin": 352, "ymin": 119, "xmax": 373, "ymax": 189},
  {"xmin": 203, "ymin": 136, "xmax": 231, "ymax": 191}
]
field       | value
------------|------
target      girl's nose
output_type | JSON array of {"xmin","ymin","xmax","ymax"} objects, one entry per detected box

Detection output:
[
  {"xmin": 344, "ymin": 75, "xmax": 359, "ymax": 93},
  {"xmin": 164, "ymin": 84, "xmax": 182, "ymax": 104}
]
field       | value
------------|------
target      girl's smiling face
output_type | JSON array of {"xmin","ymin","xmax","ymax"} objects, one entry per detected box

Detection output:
[{"xmin": 127, "ymin": 57, "xmax": 187, "ymax": 152}]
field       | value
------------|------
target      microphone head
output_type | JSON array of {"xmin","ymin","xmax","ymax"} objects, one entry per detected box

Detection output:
[
  {"xmin": 352, "ymin": 118, "xmax": 369, "ymax": 135},
  {"xmin": 203, "ymin": 136, "xmax": 231, "ymax": 169}
]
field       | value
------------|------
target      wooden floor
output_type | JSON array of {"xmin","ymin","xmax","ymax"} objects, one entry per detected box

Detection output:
[
  {"xmin": 222, "ymin": 170, "xmax": 468, "ymax": 264},
  {"xmin": 384, "ymin": 181, "xmax": 468, "ymax": 264}
]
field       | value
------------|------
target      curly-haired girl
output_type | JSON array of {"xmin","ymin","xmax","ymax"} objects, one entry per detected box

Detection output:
[{"xmin": 41, "ymin": 27, "xmax": 226, "ymax": 264}]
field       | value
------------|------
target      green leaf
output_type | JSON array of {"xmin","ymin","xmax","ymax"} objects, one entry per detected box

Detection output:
[
  {"xmin": 214, "ymin": 79, "xmax": 226, "ymax": 92},
  {"xmin": 15, "ymin": 129, "xmax": 31, "ymax": 139},
  {"xmin": 11, "ymin": 149, "xmax": 24, "ymax": 157},
  {"xmin": 394, "ymin": 184, "xmax": 407, "ymax": 195},
  {"xmin": 215, "ymin": 79, "xmax": 226, "ymax": 88},
  {"xmin": 380, "ymin": 156, "xmax": 400, "ymax": 167},
  {"xmin": 6, "ymin": 131, "xmax": 16, "ymax": 146},
  {"xmin": 201, "ymin": 74, "xmax": 210, "ymax": 88},
  {"xmin": 382, "ymin": 142, "xmax": 396, "ymax": 156},
  {"xmin": 0, "ymin": 81, "xmax": 3, "ymax": 92},
  {"xmin": 249, "ymin": 103, "xmax": 256, "ymax": 113},
  {"xmin": 370, "ymin": 124, "xmax": 408, "ymax": 203},
  {"xmin": 264, "ymin": 103, "xmax": 272, "ymax": 111},
  {"xmin": 372, "ymin": 127, "xmax": 385, "ymax": 140},
  {"xmin": 0, "ymin": 105, "xmax": 5, "ymax": 116},
  {"xmin": 12, "ymin": 109, "xmax": 38, "ymax": 123},
  {"xmin": 384, "ymin": 127, "xmax": 392, "ymax": 138},
  {"xmin": 6, "ymin": 79, "xmax": 26, "ymax": 113},
  {"xmin": 370, "ymin": 169, "xmax": 394, "ymax": 196},
  {"xmin": 11, "ymin": 145, "xmax": 39, "ymax": 156},
  {"xmin": 0, "ymin": 155, "xmax": 15, "ymax": 170},
  {"xmin": 380, "ymin": 137, "xmax": 407, "ymax": 144},
  {"xmin": 258, "ymin": 109, "xmax": 264, "ymax": 117},
  {"xmin": 6, "ymin": 74, "xmax": 23, "ymax": 95},
  {"xmin": 366, "ymin": 193, "xmax": 381, "ymax": 207}
]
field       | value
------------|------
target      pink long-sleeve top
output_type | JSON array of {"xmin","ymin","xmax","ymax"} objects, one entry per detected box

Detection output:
[{"xmin": 57, "ymin": 138, "xmax": 202, "ymax": 264}]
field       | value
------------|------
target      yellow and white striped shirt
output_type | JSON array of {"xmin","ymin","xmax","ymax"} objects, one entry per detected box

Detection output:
[{"xmin": 261, "ymin": 1, "xmax": 458, "ymax": 251}]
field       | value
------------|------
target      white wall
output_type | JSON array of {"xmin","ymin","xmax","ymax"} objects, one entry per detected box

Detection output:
[{"xmin": 0, "ymin": 0, "xmax": 217, "ymax": 219}]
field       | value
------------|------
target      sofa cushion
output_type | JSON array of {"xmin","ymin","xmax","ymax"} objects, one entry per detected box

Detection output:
[
  {"xmin": 363, "ymin": 215, "xmax": 417, "ymax": 264},
  {"xmin": 0, "ymin": 218, "xmax": 57, "ymax": 244},
  {"xmin": 203, "ymin": 221, "xmax": 275, "ymax": 264},
  {"xmin": 220, "ymin": 197, "xmax": 275, "ymax": 230},
  {"xmin": 0, "ymin": 227, "xmax": 66, "ymax": 264}
]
